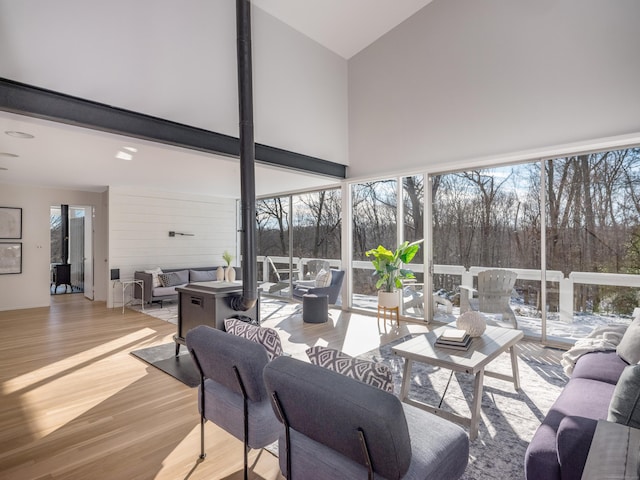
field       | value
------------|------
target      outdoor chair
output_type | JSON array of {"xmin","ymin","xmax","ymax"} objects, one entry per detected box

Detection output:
[
  {"xmin": 303, "ymin": 259, "xmax": 330, "ymax": 280},
  {"xmin": 460, "ymin": 269, "xmax": 518, "ymax": 329},
  {"xmin": 186, "ymin": 325, "xmax": 282, "ymax": 480},
  {"xmin": 293, "ymin": 261, "xmax": 332, "ymax": 289},
  {"xmin": 292, "ymin": 269, "xmax": 345, "ymax": 305},
  {"xmin": 263, "ymin": 355, "xmax": 469, "ymax": 479},
  {"xmin": 265, "ymin": 256, "xmax": 299, "ymax": 294},
  {"xmin": 402, "ymin": 284, "xmax": 453, "ymax": 315}
]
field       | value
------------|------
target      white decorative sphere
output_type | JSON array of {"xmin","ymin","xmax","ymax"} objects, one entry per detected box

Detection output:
[{"xmin": 456, "ymin": 311, "xmax": 486, "ymax": 337}]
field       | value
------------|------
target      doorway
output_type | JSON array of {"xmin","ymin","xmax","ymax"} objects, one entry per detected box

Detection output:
[{"xmin": 50, "ymin": 205, "xmax": 94, "ymax": 299}]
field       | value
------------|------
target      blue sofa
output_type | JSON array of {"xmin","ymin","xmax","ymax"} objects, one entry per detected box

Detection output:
[{"xmin": 524, "ymin": 350, "xmax": 628, "ymax": 479}]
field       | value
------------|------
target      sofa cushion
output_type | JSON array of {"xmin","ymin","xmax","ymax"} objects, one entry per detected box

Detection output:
[
  {"xmin": 525, "ymin": 377, "xmax": 617, "ymax": 480},
  {"xmin": 571, "ymin": 351, "xmax": 629, "ymax": 385},
  {"xmin": 152, "ymin": 286, "xmax": 180, "ymax": 297},
  {"xmin": 306, "ymin": 346, "xmax": 393, "ymax": 393},
  {"xmin": 617, "ymin": 316, "xmax": 640, "ymax": 364},
  {"xmin": 144, "ymin": 267, "xmax": 163, "ymax": 288},
  {"xmin": 189, "ymin": 269, "xmax": 217, "ymax": 282},
  {"xmin": 314, "ymin": 268, "xmax": 332, "ymax": 288},
  {"xmin": 158, "ymin": 270, "xmax": 189, "ymax": 287},
  {"xmin": 608, "ymin": 364, "xmax": 640, "ymax": 428},
  {"xmin": 556, "ymin": 415, "xmax": 599, "ymax": 480},
  {"xmin": 224, "ymin": 318, "xmax": 283, "ymax": 361}
]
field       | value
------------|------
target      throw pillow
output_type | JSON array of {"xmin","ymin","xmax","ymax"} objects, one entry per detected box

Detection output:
[
  {"xmin": 189, "ymin": 269, "xmax": 217, "ymax": 282},
  {"xmin": 306, "ymin": 346, "xmax": 393, "ymax": 393},
  {"xmin": 158, "ymin": 272, "xmax": 183, "ymax": 287},
  {"xmin": 224, "ymin": 318, "xmax": 283, "ymax": 361},
  {"xmin": 314, "ymin": 268, "xmax": 332, "ymax": 288},
  {"xmin": 608, "ymin": 364, "xmax": 640, "ymax": 428},
  {"xmin": 617, "ymin": 316, "xmax": 640, "ymax": 364},
  {"xmin": 144, "ymin": 267, "xmax": 163, "ymax": 288}
]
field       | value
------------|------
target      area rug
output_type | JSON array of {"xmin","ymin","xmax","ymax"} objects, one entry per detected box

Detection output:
[
  {"xmin": 130, "ymin": 343, "xmax": 200, "ymax": 387},
  {"xmin": 359, "ymin": 335, "xmax": 568, "ymax": 480}
]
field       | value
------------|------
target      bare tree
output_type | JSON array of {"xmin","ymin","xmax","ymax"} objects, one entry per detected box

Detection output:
[{"xmin": 256, "ymin": 198, "xmax": 289, "ymax": 255}]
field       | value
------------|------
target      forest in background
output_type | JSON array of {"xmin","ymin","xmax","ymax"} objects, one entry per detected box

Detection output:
[{"xmin": 256, "ymin": 147, "xmax": 640, "ymax": 315}]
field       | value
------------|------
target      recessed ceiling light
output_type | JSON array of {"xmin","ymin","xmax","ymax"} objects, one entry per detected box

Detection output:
[
  {"xmin": 0, "ymin": 152, "xmax": 19, "ymax": 158},
  {"xmin": 116, "ymin": 151, "xmax": 133, "ymax": 161},
  {"xmin": 5, "ymin": 130, "xmax": 35, "ymax": 139},
  {"xmin": 123, "ymin": 146, "xmax": 138, "ymax": 153}
]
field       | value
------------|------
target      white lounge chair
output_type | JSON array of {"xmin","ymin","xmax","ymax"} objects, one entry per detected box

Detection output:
[{"xmin": 460, "ymin": 269, "xmax": 518, "ymax": 329}]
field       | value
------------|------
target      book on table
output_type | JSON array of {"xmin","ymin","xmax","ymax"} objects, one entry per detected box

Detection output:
[
  {"xmin": 436, "ymin": 329, "xmax": 472, "ymax": 350},
  {"xmin": 438, "ymin": 328, "xmax": 468, "ymax": 342}
]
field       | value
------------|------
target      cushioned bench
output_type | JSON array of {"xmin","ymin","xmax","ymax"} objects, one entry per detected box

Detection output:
[{"xmin": 263, "ymin": 355, "xmax": 469, "ymax": 479}]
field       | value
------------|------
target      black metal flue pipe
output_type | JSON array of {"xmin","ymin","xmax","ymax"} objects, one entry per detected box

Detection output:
[{"xmin": 231, "ymin": 0, "xmax": 257, "ymax": 312}]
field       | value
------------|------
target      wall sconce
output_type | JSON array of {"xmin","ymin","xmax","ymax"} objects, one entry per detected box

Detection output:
[{"xmin": 169, "ymin": 231, "xmax": 194, "ymax": 237}]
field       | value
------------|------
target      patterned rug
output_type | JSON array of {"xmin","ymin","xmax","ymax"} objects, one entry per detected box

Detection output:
[
  {"xmin": 129, "ymin": 302, "xmax": 178, "ymax": 324},
  {"xmin": 360, "ymin": 335, "xmax": 568, "ymax": 480},
  {"xmin": 132, "ymin": 300, "xmax": 567, "ymax": 479}
]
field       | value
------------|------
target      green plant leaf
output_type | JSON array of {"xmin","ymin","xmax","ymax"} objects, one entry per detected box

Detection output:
[{"xmin": 366, "ymin": 240, "xmax": 423, "ymax": 292}]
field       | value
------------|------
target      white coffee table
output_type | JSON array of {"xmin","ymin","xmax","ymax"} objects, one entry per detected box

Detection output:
[{"xmin": 392, "ymin": 325, "xmax": 524, "ymax": 440}]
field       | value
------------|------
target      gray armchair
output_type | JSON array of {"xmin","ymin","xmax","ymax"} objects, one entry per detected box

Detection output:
[
  {"xmin": 263, "ymin": 355, "xmax": 469, "ymax": 479},
  {"xmin": 186, "ymin": 325, "xmax": 282, "ymax": 479},
  {"xmin": 292, "ymin": 269, "xmax": 345, "ymax": 305}
]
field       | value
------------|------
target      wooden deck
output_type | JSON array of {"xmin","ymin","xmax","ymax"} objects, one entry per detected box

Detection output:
[{"xmin": 0, "ymin": 294, "xmax": 429, "ymax": 480}]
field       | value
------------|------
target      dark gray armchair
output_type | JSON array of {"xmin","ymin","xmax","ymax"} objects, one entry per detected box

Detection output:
[
  {"xmin": 263, "ymin": 355, "xmax": 469, "ymax": 479},
  {"xmin": 292, "ymin": 269, "xmax": 345, "ymax": 305},
  {"xmin": 186, "ymin": 325, "xmax": 282, "ymax": 479}
]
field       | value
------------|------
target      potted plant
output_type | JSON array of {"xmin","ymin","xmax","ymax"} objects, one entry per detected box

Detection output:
[
  {"xmin": 365, "ymin": 240, "xmax": 423, "ymax": 308},
  {"xmin": 222, "ymin": 250, "xmax": 235, "ymax": 282}
]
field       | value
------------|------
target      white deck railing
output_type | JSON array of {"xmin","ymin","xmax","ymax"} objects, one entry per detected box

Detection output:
[{"xmin": 263, "ymin": 256, "xmax": 639, "ymax": 323}]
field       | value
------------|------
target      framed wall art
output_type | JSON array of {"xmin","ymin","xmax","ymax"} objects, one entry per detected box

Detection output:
[
  {"xmin": 0, "ymin": 207, "xmax": 22, "ymax": 239},
  {"xmin": 0, "ymin": 242, "xmax": 22, "ymax": 274}
]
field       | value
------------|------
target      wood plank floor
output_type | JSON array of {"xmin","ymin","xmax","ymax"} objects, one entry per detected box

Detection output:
[{"xmin": 0, "ymin": 294, "xmax": 430, "ymax": 480}]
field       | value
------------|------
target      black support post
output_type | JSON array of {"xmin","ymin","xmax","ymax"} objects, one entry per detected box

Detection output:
[{"xmin": 231, "ymin": 0, "xmax": 257, "ymax": 312}]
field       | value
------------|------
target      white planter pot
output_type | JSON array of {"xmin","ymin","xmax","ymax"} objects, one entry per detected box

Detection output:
[
  {"xmin": 378, "ymin": 290, "xmax": 400, "ymax": 308},
  {"xmin": 216, "ymin": 266, "xmax": 225, "ymax": 281},
  {"xmin": 225, "ymin": 266, "xmax": 236, "ymax": 282}
]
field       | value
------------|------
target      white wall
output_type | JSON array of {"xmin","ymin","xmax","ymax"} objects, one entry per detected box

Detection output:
[
  {"xmin": 348, "ymin": 0, "xmax": 640, "ymax": 178},
  {"xmin": 0, "ymin": 0, "xmax": 349, "ymax": 166},
  {"xmin": 108, "ymin": 187, "xmax": 237, "ymax": 307},
  {"xmin": 0, "ymin": 184, "xmax": 107, "ymax": 311}
]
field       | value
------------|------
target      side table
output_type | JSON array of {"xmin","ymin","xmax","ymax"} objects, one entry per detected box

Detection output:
[
  {"xmin": 116, "ymin": 279, "xmax": 144, "ymax": 314},
  {"xmin": 303, "ymin": 294, "xmax": 328, "ymax": 323},
  {"xmin": 581, "ymin": 420, "xmax": 640, "ymax": 479}
]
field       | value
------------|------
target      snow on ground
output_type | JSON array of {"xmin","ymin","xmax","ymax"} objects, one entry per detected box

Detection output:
[
  {"xmin": 436, "ymin": 306, "xmax": 634, "ymax": 344},
  {"xmin": 263, "ymin": 287, "xmax": 633, "ymax": 345}
]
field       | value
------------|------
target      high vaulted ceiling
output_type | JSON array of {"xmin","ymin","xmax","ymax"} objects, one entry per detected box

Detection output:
[
  {"xmin": 0, "ymin": 1, "xmax": 434, "ymax": 197},
  {"xmin": 252, "ymin": 0, "xmax": 434, "ymax": 59}
]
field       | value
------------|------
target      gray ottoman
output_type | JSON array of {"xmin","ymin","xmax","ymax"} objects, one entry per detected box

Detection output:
[{"xmin": 302, "ymin": 294, "xmax": 329, "ymax": 323}]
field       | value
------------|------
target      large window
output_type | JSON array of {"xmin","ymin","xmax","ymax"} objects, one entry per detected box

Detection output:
[
  {"xmin": 257, "ymin": 188, "xmax": 341, "ymax": 298},
  {"xmin": 544, "ymin": 149, "xmax": 640, "ymax": 342},
  {"xmin": 430, "ymin": 147, "xmax": 640, "ymax": 343},
  {"xmin": 432, "ymin": 165, "xmax": 543, "ymax": 326},
  {"xmin": 350, "ymin": 176, "xmax": 425, "ymax": 319},
  {"xmin": 351, "ymin": 180, "xmax": 398, "ymax": 309}
]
